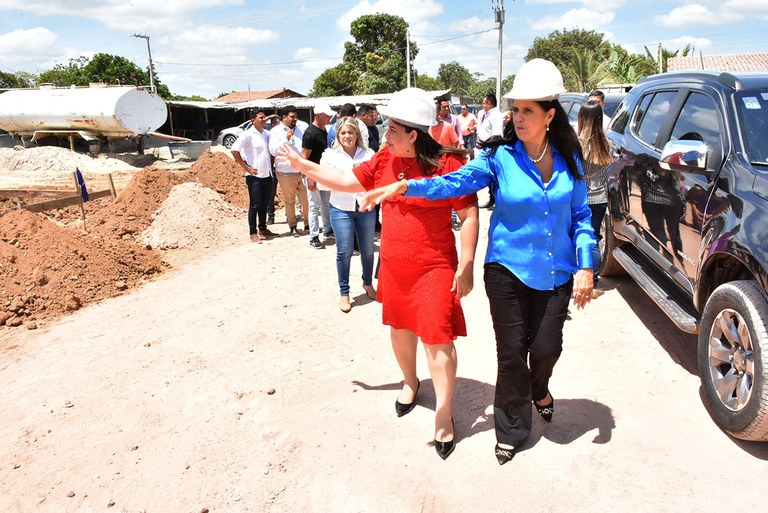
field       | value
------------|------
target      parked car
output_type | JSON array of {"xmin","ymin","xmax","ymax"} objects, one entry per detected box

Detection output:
[
  {"xmin": 216, "ymin": 120, "xmax": 251, "ymax": 149},
  {"xmin": 216, "ymin": 114, "xmax": 280, "ymax": 149},
  {"xmin": 559, "ymin": 92, "xmax": 626, "ymax": 130},
  {"xmin": 600, "ymin": 70, "xmax": 768, "ymax": 441}
]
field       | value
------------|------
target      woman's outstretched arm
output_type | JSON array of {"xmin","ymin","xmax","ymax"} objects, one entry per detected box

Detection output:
[{"xmin": 276, "ymin": 143, "xmax": 365, "ymax": 193}]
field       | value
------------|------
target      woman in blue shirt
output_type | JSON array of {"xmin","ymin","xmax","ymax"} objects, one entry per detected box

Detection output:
[{"xmin": 360, "ymin": 59, "xmax": 597, "ymax": 465}]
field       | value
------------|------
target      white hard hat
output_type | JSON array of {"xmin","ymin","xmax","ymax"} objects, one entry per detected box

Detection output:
[
  {"xmin": 378, "ymin": 88, "xmax": 437, "ymax": 132},
  {"xmin": 504, "ymin": 58, "xmax": 566, "ymax": 101}
]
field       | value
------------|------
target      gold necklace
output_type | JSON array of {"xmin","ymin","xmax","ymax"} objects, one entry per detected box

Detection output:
[
  {"xmin": 527, "ymin": 138, "xmax": 549, "ymax": 163},
  {"xmin": 397, "ymin": 159, "xmax": 416, "ymax": 179}
]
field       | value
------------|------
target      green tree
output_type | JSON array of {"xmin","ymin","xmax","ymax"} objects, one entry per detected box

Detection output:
[
  {"xmin": 36, "ymin": 53, "xmax": 172, "ymax": 98},
  {"xmin": 526, "ymin": 29, "xmax": 612, "ymax": 77},
  {"xmin": 466, "ymin": 73, "xmax": 496, "ymax": 103},
  {"xmin": 414, "ymin": 73, "xmax": 443, "ymax": 91},
  {"xmin": 308, "ymin": 63, "xmax": 359, "ymax": 97},
  {"xmin": 0, "ymin": 70, "xmax": 35, "ymax": 88},
  {"xmin": 311, "ymin": 14, "xmax": 415, "ymax": 95},
  {"xmin": 605, "ymin": 48, "xmax": 655, "ymax": 84},
  {"xmin": 437, "ymin": 61, "xmax": 473, "ymax": 96}
]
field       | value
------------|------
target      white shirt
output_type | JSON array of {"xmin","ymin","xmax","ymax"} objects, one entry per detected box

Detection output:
[
  {"xmin": 231, "ymin": 127, "xmax": 271, "ymax": 178},
  {"xmin": 477, "ymin": 107, "xmax": 504, "ymax": 143},
  {"xmin": 318, "ymin": 146, "xmax": 374, "ymax": 211},
  {"xmin": 269, "ymin": 123, "xmax": 304, "ymax": 174}
]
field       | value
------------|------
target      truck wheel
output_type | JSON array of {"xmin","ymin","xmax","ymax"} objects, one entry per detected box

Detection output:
[
  {"xmin": 599, "ymin": 212, "xmax": 626, "ymax": 277},
  {"xmin": 698, "ymin": 280, "xmax": 768, "ymax": 441}
]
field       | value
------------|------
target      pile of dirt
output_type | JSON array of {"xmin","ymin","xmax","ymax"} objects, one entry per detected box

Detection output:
[
  {"xmin": 0, "ymin": 209, "xmax": 164, "ymax": 329},
  {"xmin": 191, "ymin": 151, "xmax": 249, "ymax": 210},
  {"xmin": 88, "ymin": 167, "xmax": 193, "ymax": 239},
  {"xmin": 0, "ymin": 149, "xmax": 282, "ymax": 330},
  {"xmin": 140, "ymin": 181, "xmax": 243, "ymax": 253}
]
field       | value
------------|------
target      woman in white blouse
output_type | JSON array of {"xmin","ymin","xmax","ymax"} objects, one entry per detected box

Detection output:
[{"xmin": 319, "ymin": 117, "xmax": 377, "ymax": 312}]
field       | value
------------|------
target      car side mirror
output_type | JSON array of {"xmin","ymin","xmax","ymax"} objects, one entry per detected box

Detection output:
[{"xmin": 659, "ymin": 139, "xmax": 708, "ymax": 172}]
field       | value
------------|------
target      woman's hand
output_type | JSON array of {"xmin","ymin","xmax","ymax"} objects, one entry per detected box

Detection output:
[
  {"xmin": 451, "ymin": 266, "xmax": 474, "ymax": 299},
  {"xmin": 276, "ymin": 142, "xmax": 302, "ymax": 170},
  {"xmin": 571, "ymin": 268, "xmax": 594, "ymax": 310},
  {"xmin": 358, "ymin": 180, "xmax": 408, "ymax": 212}
]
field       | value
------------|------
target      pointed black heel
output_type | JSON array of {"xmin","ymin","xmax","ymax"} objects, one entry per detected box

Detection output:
[
  {"xmin": 495, "ymin": 444, "xmax": 516, "ymax": 465},
  {"xmin": 395, "ymin": 381, "xmax": 420, "ymax": 417},
  {"xmin": 435, "ymin": 418, "xmax": 455, "ymax": 460},
  {"xmin": 534, "ymin": 396, "xmax": 554, "ymax": 423}
]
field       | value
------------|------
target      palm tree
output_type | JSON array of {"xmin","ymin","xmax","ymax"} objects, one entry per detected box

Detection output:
[
  {"xmin": 644, "ymin": 43, "xmax": 695, "ymax": 73},
  {"xmin": 563, "ymin": 48, "xmax": 611, "ymax": 92},
  {"xmin": 605, "ymin": 50, "xmax": 646, "ymax": 84}
]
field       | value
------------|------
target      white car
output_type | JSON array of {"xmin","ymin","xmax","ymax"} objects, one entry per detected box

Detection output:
[{"xmin": 216, "ymin": 120, "xmax": 251, "ymax": 149}]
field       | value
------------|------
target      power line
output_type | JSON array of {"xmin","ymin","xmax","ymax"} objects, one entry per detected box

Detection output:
[{"xmin": 155, "ymin": 28, "xmax": 497, "ymax": 70}]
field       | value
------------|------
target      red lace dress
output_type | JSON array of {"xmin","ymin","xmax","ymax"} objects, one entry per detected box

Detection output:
[{"xmin": 352, "ymin": 147, "xmax": 477, "ymax": 344}]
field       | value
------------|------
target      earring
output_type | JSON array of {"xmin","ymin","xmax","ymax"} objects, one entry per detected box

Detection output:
[{"xmin": 546, "ymin": 125, "xmax": 550, "ymax": 132}]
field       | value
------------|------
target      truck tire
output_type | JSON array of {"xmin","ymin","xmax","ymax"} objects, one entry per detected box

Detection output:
[
  {"xmin": 599, "ymin": 212, "xmax": 626, "ymax": 277},
  {"xmin": 698, "ymin": 280, "xmax": 768, "ymax": 441}
]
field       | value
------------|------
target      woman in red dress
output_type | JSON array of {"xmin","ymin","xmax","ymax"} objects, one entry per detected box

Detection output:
[{"xmin": 277, "ymin": 89, "xmax": 479, "ymax": 459}]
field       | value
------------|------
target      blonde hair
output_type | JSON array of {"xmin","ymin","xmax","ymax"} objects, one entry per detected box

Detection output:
[{"xmin": 332, "ymin": 117, "xmax": 364, "ymax": 150}]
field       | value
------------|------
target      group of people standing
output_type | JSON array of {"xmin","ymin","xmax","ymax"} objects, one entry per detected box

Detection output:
[{"xmin": 238, "ymin": 57, "xmax": 612, "ymax": 465}]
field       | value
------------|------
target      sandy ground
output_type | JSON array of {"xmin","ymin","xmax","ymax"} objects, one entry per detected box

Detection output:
[{"xmin": 2, "ymin": 196, "xmax": 768, "ymax": 513}]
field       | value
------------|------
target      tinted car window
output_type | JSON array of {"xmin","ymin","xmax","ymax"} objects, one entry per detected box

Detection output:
[
  {"xmin": 670, "ymin": 92, "xmax": 723, "ymax": 168},
  {"xmin": 734, "ymin": 90, "xmax": 768, "ymax": 164},
  {"xmin": 610, "ymin": 99, "xmax": 630, "ymax": 134},
  {"xmin": 634, "ymin": 91, "xmax": 677, "ymax": 147}
]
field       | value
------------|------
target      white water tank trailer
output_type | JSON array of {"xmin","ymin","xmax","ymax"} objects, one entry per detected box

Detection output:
[{"xmin": 0, "ymin": 85, "xmax": 167, "ymax": 149}]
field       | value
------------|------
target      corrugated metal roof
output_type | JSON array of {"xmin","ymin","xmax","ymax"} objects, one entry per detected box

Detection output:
[
  {"xmin": 668, "ymin": 53, "xmax": 768, "ymax": 72},
  {"xmin": 168, "ymin": 89, "xmax": 452, "ymax": 112}
]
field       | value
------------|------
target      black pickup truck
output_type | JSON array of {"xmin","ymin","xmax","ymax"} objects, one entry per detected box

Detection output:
[{"xmin": 601, "ymin": 71, "xmax": 768, "ymax": 441}]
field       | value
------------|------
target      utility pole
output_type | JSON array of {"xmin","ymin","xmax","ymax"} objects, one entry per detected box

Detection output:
[
  {"xmin": 132, "ymin": 33, "xmax": 156, "ymax": 94},
  {"xmin": 494, "ymin": 0, "xmax": 505, "ymax": 101},
  {"xmin": 406, "ymin": 29, "xmax": 411, "ymax": 88}
]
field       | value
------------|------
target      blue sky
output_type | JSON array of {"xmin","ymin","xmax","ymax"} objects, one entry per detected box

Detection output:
[{"xmin": 1, "ymin": 0, "xmax": 767, "ymax": 99}]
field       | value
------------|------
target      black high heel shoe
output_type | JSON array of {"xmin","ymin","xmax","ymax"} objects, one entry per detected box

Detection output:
[
  {"xmin": 495, "ymin": 444, "xmax": 516, "ymax": 465},
  {"xmin": 435, "ymin": 418, "xmax": 455, "ymax": 460},
  {"xmin": 534, "ymin": 395, "xmax": 554, "ymax": 423},
  {"xmin": 395, "ymin": 381, "xmax": 420, "ymax": 417}
]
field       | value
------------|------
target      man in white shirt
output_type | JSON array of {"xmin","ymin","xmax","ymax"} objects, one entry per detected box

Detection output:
[
  {"xmin": 458, "ymin": 104, "xmax": 477, "ymax": 149},
  {"xmin": 231, "ymin": 109, "xmax": 276, "ymax": 243},
  {"xmin": 268, "ymin": 105, "xmax": 309, "ymax": 237},
  {"xmin": 476, "ymin": 93, "xmax": 504, "ymax": 208}
]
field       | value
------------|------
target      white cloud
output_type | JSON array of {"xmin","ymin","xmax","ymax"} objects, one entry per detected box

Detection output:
[
  {"xmin": 529, "ymin": 8, "xmax": 615, "ymax": 33},
  {"xmin": 656, "ymin": 3, "xmax": 742, "ymax": 27},
  {"xmin": 336, "ymin": 0, "xmax": 443, "ymax": 32},
  {"xmin": 525, "ymin": 0, "xmax": 625, "ymax": 8},
  {"xmin": 294, "ymin": 47, "xmax": 318, "ymax": 59},
  {"xmin": 0, "ymin": 27, "xmax": 58, "ymax": 56}
]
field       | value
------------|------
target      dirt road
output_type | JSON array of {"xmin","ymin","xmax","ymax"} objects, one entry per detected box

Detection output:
[{"xmin": 1, "ymin": 207, "xmax": 767, "ymax": 513}]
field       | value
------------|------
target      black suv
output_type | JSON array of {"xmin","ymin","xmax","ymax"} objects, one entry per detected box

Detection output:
[{"xmin": 601, "ymin": 71, "xmax": 768, "ymax": 441}]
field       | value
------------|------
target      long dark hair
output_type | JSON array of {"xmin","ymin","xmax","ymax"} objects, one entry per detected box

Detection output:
[
  {"xmin": 479, "ymin": 99, "xmax": 584, "ymax": 179},
  {"xmin": 400, "ymin": 125, "xmax": 471, "ymax": 175},
  {"xmin": 577, "ymin": 100, "xmax": 612, "ymax": 165}
]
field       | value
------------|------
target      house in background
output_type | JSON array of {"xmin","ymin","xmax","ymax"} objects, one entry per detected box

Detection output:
[
  {"xmin": 214, "ymin": 88, "xmax": 305, "ymax": 103},
  {"xmin": 667, "ymin": 52, "xmax": 768, "ymax": 72}
]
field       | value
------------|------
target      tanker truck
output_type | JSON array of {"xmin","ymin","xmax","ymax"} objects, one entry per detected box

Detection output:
[{"xmin": 0, "ymin": 84, "xmax": 168, "ymax": 154}]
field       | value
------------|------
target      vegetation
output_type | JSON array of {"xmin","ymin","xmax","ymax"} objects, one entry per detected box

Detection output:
[{"xmin": 309, "ymin": 13, "xmax": 416, "ymax": 96}]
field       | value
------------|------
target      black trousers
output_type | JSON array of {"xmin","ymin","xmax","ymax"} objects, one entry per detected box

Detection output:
[{"xmin": 484, "ymin": 263, "xmax": 572, "ymax": 447}]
